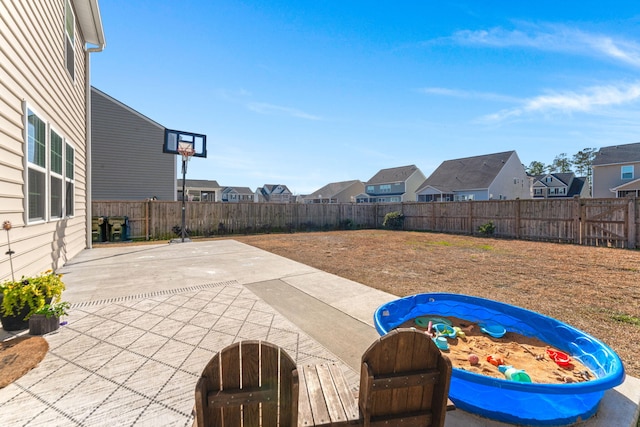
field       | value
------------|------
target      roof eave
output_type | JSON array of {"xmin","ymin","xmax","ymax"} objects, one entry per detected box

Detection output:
[{"xmin": 73, "ymin": 0, "xmax": 106, "ymax": 50}]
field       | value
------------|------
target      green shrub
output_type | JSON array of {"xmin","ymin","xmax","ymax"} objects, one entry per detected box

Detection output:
[
  {"xmin": 383, "ymin": 212, "xmax": 404, "ymax": 230},
  {"xmin": 478, "ymin": 221, "xmax": 496, "ymax": 235}
]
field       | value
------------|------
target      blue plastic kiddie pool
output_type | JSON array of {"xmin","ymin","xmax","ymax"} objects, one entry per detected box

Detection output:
[{"xmin": 374, "ymin": 293, "xmax": 625, "ymax": 426}]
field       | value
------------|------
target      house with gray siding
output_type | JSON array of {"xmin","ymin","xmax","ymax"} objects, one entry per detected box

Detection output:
[
  {"xmin": 221, "ymin": 187, "xmax": 255, "ymax": 202},
  {"xmin": 0, "ymin": 0, "xmax": 105, "ymax": 281},
  {"xmin": 177, "ymin": 179, "xmax": 221, "ymax": 201},
  {"xmin": 592, "ymin": 143, "xmax": 640, "ymax": 198},
  {"xmin": 92, "ymin": 87, "xmax": 176, "ymax": 200},
  {"xmin": 356, "ymin": 165, "xmax": 426, "ymax": 203},
  {"xmin": 531, "ymin": 173, "xmax": 590, "ymax": 198},
  {"xmin": 256, "ymin": 184, "xmax": 293, "ymax": 203},
  {"xmin": 416, "ymin": 151, "xmax": 529, "ymax": 201},
  {"xmin": 304, "ymin": 180, "xmax": 365, "ymax": 203}
]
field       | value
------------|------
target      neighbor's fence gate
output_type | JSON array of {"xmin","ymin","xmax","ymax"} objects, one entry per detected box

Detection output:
[{"xmin": 92, "ymin": 197, "xmax": 640, "ymax": 249}]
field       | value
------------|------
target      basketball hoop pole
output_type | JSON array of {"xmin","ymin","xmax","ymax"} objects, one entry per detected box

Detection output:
[
  {"xmin": 178, "ymin": 141, "xmax": 194, "ymax": 243},
  {"xmin": 180, "ymin": 156, "xmax": 187, "ymax": 242}
]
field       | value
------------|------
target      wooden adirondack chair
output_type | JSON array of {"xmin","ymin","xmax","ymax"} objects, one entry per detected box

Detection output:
[
  {"xmin": 359, "ymin": 328, "xmax": 452, "ymax": 427},
  {"xmin": 194, "ymin": 340, "xmax": 299, "ymax": 427}
]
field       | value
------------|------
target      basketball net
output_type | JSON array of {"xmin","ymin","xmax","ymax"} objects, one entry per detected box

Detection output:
[
  {"xmin": 178, "ymin": 141, "xmax": 195, "ymax": 174},
  {"xmin": 178, "ymin": 141, "xmax": 195, "ymax": 162}
]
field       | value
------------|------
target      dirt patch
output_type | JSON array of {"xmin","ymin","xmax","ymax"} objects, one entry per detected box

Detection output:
[
  {"xmin": 0, "ymin": 336, "xmax": 49, "ymax": 388},
  {"xmin": 229, "ymin": 230, "xmax": 640, "ymax": 378}
]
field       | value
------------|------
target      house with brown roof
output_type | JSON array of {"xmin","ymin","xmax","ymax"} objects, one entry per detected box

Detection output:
[
  {"xmin": 592, "ymin": 143, "xmax": 640, "ymax": 198},
  {"xmin": 303, "ymin": 180, "xmax": 365, "ymax": 204},
  {"xmin": 416, "ymin": 151, "xmax": 529, "ymax": 202},
  {"xmin": 356, "ymin": 165, "xmax": 426, "ymax": 203}
]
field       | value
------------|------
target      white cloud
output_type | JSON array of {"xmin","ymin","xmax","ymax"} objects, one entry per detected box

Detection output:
[
  {"xmin": 418, "ymin": 87, "xmax": 519, "ymax": 103},
  {"xmin": 481, "ymin": 81, "xmax": 640, "ymax": 122},
  {"xmin": 246, "ymin": 102, "xmax": 322, "ymax": 120},
  {"xmin": 452, "ymin": 23, "xmax": 640, "ymax": 68}
]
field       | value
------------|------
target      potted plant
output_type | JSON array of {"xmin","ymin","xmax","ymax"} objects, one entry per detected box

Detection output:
[
  {"xmin": 28, "ymin": 301, "xmax": 70, "ymax": 335},
  {"xmin": 0, "ymin": 270, "xmax": 66, "ymax": 331}
]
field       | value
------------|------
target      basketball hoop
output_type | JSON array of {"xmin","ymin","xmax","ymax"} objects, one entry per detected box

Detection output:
[{"xmin": 177, "ymin": 141, "xmax": 195, "ymax": 162}]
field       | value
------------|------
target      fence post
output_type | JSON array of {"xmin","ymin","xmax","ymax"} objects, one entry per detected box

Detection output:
[
  {"xmin": 574, "ymin": 196, "xmax": 583, "ymax": 245},
  {"xmin": 145, "ymin": 200, "xmax": 150, "ymax": 241},
  {"xmin": 628, "ymin": 197, "xmax": 637, "ymax": 249},
  {"xmin": 515, "ymin": 199, "xmax": 521, "ymax": 239},
  {"xmin": 468, "ymin": 201, "xmax": 474, "ymax": 234},
  {"xmin": 576, "ymin": 196, "xmax": 587, "ymax": 245}
]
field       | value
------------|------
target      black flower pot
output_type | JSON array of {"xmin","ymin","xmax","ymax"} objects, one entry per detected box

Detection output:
[{"xmin": 0, "ymin": 306, "xmax": 31, "ymax": 331}]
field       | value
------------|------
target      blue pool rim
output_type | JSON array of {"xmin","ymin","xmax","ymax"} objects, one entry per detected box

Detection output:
[{"xmin": 374, "ymin": 293, "xmax": 626, "ymax": 426}]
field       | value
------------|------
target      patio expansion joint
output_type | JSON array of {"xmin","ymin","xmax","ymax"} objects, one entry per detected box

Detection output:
[{"xmin": 69, "ymin": 281, "xmax": 239, "ymax": 308}]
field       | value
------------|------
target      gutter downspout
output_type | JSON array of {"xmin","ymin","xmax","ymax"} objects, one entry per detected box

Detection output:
[
  {"xmin": 84, "ymin": 42, "xmax": 105, "ymax": 249},
  {"xmin": 83, "ymin": 0, "xmax": 107, "ymax": 250}
]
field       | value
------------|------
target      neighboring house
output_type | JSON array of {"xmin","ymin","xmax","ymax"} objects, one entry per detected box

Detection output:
[
  {"xmin": 0, "ymin": 0, "xmax": 105, "ymax": 280},
  {"xmin": 304, "ymin": 180, "xmax": 365, "ymax": 204},
  {"xmin": 416, "ymin": 151, "xmax": 529, "ymax": 202},
  {"xmin": 177, "ymin": 179, "xmax": 221, "ymax": 201},
  {"xmin": 221, "ymin": 187, "xmax": 255, "ymax": 202},
  {"xmin": 592, "ymin": 143, "xmax": 640, "ymax": 198},
  {"xmin": 531, "ymin": 173, "xmax": 590, "ymax": 198},
  {"xmin": 255, "ymin": 184, "xmax": 292, "ymax": 203},
  {"xmin": 92, "ymin": 87, "xmax": 176, "ymax": 200},
  {"xmin": 356, "ymin": 165, "xmax": 426, "ymax": 203}
]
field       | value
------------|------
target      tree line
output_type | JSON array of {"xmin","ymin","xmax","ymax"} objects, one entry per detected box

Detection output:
[{"xmin": 526, "ymin": 147, "xmax": 597, "ymax": 178}]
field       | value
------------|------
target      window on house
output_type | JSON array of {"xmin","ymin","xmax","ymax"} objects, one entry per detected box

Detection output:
[
  {"xmin": 366, "ymin": 185, "xmax": 374, "ymax": 192},
  {"xmin": 26, "ymin": 106, "xmax": 75, "ymax": 223},
  {"xmin": 50, "ymin": 130, "xmax": 63, "ymax": 218},
  {"xmin": 621, "ymin": 165, "xmax": 634, "ymax": 180},
  {"xmin": 65, "ymin": 143, "xmax": 74, "ymax": 216},
  {"xmin": 27, "ymin": 110, "xmax": 46, "ymax": 222},
  {"xmin": 545, "ymin": 176, "xmax": 552, "ymax": 183},
  {"xmin": 65, "ymin": 0, "xmax": 75, "ymax": 80},
  {"xmin": 380, "ymin": 184, "xmax": 391, "ymax": 192}
]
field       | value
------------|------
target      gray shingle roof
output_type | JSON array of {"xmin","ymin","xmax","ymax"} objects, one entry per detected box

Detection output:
[
  {"xmin": 178, "ymin": 179, "xmax": 220, "ymax": 188},
  {"xmin": 593, "ymin": 142, "xmax": 640, "ymax": 166},
  {"xmin": 531, "ymin": 173, "xmax": 574, "ymax": 186},
  {"xmin": 567, "ymin": 176, "xmax": 587, "ymax": 196},
  {"xmin": 223, "ymin": 186, "xmax": 254, "ymax": 194},
  {"xmin": 366, "ymin": 165, "xmax": 419, "ymax": 185},
  {"xmin": 418, "ymin": 151, "xmax": 515, "ymax": 192},
  {"xmin": 306, "ymin": 180, "xmax": 362, "ymax": 198}
]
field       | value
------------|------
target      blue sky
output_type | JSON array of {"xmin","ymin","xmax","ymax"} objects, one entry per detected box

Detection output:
[{"xmin": 92, "ymin": 1, "xmax": 640, "ymax": 194}]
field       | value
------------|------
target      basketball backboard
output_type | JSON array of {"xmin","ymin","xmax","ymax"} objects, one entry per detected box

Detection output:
[{"xmin": 163, "ymin": 129, "xmax": 207, "ymax": 158}]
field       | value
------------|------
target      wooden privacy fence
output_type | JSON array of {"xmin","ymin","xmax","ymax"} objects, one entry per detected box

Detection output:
[{"xmin": 92, "ymin": 197, "xmax": 640, "ymax": 249}]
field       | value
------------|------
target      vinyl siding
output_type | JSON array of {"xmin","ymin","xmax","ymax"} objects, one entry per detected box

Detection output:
[
  {"xmin": 592, "ymin": 162, "xmax": 640, "ymax": 198},
  {"xmin": 0, "ymin": 0, "xmax": 89, "ymax": 281},
  {"xmin": 403, "ymin": 170, "xmax": 426, "ymax": 202},
  {"xmin": 487, "ymin": 153, "xmax": 530, "ymax": 200},
  {"xmin": 91, "ymin": 88, "xmax": 176, "ymax": 201}
]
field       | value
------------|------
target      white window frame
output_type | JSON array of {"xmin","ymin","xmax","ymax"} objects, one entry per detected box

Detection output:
[
  {"xmin": 24, "ymin": 103, "xmax": 75, "ymax": 224},
  {"xmin": 64, "ymin": 0, "xmax": 75, "ymax": 81},
  {"xmin": 621, "ymin": 165, "xmax": 634, "ymax": 180},
  {"xmin": 50, "ymin": 127, "xmax": 64, "ymax": 219},
  {"xmin": 65, "ymin": 142, "xmax": 75, "ymax": 217},
  {"xmin": 26, "ymin": 107, "xmax": 47, "ymax": 223}
]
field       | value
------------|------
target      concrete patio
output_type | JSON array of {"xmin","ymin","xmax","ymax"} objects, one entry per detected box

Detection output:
[{"xmin": 0, "ymin": 239, "xmax": 638, "ymax": 426}]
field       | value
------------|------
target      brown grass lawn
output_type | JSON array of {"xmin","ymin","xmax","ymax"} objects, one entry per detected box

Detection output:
[{"xmin": 230, "ymin": 229, "xmax": 640, "ymax": 378}]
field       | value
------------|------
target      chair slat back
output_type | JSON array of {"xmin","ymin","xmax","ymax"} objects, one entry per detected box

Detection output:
[
  {"xmin": 359, "ymin": 328, "xmax": 452, "ymax": 427},
  {"xmin": 195, "ymin": 340, "xmax": 299, "ymax": 427}
]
